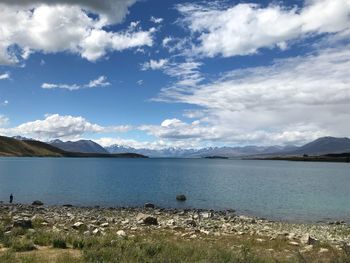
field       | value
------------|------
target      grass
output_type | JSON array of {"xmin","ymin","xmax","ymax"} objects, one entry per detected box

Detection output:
[{"xmin": 2, "ymin": 220, "xmax": 350, "ymax": 262}]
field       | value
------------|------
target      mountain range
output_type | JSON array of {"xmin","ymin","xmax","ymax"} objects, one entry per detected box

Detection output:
[
  {"xmin": 10, "ymin": 135, "xmax": 350, "ymax": 158},
  {"xmin": 105, "ymin": 137, "xmax": 350, "ymax": 158}
]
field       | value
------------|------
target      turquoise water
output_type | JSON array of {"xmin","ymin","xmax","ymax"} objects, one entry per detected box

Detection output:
[{"xmin": 0, "ymin": 158, "xmax": 349, "ymax": 222}]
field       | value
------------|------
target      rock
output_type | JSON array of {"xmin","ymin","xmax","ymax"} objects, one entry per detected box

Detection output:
[
  {"xmin": 176, "ymin": 195, "xmax": 187, "ymax": 201},
  {"xmin": 62, "ymin": 204, "xmax": 73, "ymax": 207},
  {"xmin": 31, "ymin": 200, "xmax": 44, "ymax": 206},
  {"xmin": 121, "ymin": 219, "xmax": 130, "ymax": 225},
  {"xmin": 319, "ymin": 248, "xmax": 329, "ymax": 253},
  {"xmin": 201, "ymin": 212, "xmax": 212, "ymax": 219},
  {"xmin": 136, "ymin": 213, "xmax": 158, "ymax": 225},
  {"xmin": 13, "ymin": 218, "xmax": 32, "ymax": 229},
  {"xmin": 185, "ymin": 219, "xmax": 197, "ymax": 227},
  {"xmin": 167, "ymin": 219, "xmax": 176, "ymax": 226},
  {"xmin": 72, "ymin": 222, "xmax": 87, "ymax": 231},
  {"xmin": 144, "ymin": 216, "xmax": 158, "ymax": 225},
  {"xmin": 92, "ymin": 228, "xmax": 100, "ymax": 235},
  {"xmin": 117, "ymin": 230, "xmax": 126, "ymax": 237},
  {"xmin": 144, "ymin": 203, "xmax": 155, "ymax": 209},
  {"xmin": 100, "ymin": 222, "xmax": 109, "ymax": 228},
  {"xmin": 300, "ymin": 234, "xmax": 319, "ymax": 245}
]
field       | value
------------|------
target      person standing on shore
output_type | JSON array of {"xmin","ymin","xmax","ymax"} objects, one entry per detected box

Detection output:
[{"xmin": 10, "ymin": 193, "xmax": 13, "ymax": 204}]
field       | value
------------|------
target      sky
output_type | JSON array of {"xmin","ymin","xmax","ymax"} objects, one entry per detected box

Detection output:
[{"xmin": 0, "ymin": 0, "xmax": 349, "ymax": 149}]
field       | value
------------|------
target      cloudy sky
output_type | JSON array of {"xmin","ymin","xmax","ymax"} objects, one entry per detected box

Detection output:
[{"xmin": 0, "ymin": 0, "xmax": 349, "ymax": 149}]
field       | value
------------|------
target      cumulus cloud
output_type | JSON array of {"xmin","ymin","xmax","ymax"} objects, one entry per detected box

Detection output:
[
  {"xmin": 0, "ymin": 114, "xmax": 131, "ymax": 140},
  {"xmin": 141, "ymin": 59, "xmax": 168, "ymax": 70},
  {"xmin": 154, "ymin": 45, "xmax": 350, "ymax": 145},
  {"xmin": 42, "ymin": 76, "xmax": 110, "ymax": 91},
  {"xmin": 177, "ymin": 0, "xmax": 350, "ymax": 57},
  {"xmin": 96, "ymin": 137, "xmax": 201, "ymax": 150},
  {"xmin": 0, "ymin": 72, "xmax": 10, "ymax": 80},
  {"xmin": 150, "ymin": 16, "xmax": 163, "ymax": 24},
  {"xmin": 0, "ymin": 1, "xmax": 154, "ymax": 65},
  {"xmin": 0, "ymin": 0, "xmax": 136, "ymax": 25}
]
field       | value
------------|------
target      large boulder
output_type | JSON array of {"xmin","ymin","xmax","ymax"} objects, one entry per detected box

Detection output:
[
  {"xmin": 300, "ymin": 234, "xmax": 319, "ymax": 245},
  {"xmin": 13, "ymin": 218, "xmax": 32, "ymax": 229},
  {"xmin": 176, "ymin": 195, "xmax": 187, "ymax": 201},
  {"xmin": 32, "ymin": 200, "xmax": 44, "ymax": 206},
  {"xmin": 136, "ymin": 213, "xmax": 158, "ymax": 225},
  {"xmin": 144, "ymin": 203, "xmax": 155, "ymax": 209}
]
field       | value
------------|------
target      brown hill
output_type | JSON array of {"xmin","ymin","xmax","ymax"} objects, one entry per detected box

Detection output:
[{"xmin": 0, "ymin": 136, "xmax": 147, "ymax": 158}]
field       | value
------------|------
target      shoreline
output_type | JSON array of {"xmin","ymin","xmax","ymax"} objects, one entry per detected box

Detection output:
[
  {"xmin": 1, "ymin": 203, "xmax": 349, "ymax": 245},
  {"xmin": 1, "ymin": 202, "xmax": 348, "ymax": 225},
  {"xmin": 2, "ymin": 203, "xmax": 350, "ymax": 262}
]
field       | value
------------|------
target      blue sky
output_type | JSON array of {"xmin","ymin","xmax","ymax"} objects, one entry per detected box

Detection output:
[{"xmin": 0, "ymin": 0, "xmax": 349, "ymax": 149}]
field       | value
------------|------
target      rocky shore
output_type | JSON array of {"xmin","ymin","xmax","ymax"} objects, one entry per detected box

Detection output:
[
  {"xmin": 1, "ymin": 203, "xmax": 350, "ymax": 246},
  {"xmin": 1, "ymin": 203, "xmax": 350, "ymax": 262}
]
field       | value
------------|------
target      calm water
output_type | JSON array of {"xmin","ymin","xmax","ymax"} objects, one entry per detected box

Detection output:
[{"xmin": 0, "ymin": 158, "xmax": 349, "ymax": 222}]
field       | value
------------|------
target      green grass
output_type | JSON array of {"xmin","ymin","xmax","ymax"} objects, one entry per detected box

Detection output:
[{"xmin": 2, "ymin": 220, "xmax": 350, "ymax": 262}]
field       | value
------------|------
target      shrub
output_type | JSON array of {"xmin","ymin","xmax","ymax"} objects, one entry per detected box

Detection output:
[
  {"xmin": 52, "ymin": 238, "xmax": 67, "ymax": 249},
  {"xmin": 11, "ymin": 238, "xmax": 36, "ymax": 252}
]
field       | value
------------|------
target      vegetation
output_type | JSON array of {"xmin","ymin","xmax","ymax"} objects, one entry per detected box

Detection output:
[{"xmin": 1, "ymin": 220, "xmax": 350, "ymax": 263}]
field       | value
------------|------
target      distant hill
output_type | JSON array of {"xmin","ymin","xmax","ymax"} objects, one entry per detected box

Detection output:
[
  {"xmin": 50, "ymin": 139, "xmax": 108, "ymax": 154},
  {"xmin": 0, "ymin": 136, "xmax": 65, "ymax": 157},
  {"xmin": 286, "ymin": 137, "xmax": 350, "ymax": 156},
  {"xmin": 0, "ymin": 136, "xmax": 147, "ymax": 158}
]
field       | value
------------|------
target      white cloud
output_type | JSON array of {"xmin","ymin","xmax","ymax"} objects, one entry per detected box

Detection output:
[
  {"xmin": 163, "ymin": 61, "xmax": 203, "ymax": 87},
  {"xmin": 0, "ymin": 72, "xmax": 10, "ymax": 80},
  {"xmin": 150, "ymin": 16, "xmax": 163, "ymax": 24},
  {"xmin": 141, "ymin": 58, "xmax": 168, "ymax": 70},
  {"xmin": 0, "ymin": 1, "xmax": 154, "ymax": 65},
  {"xmin": 154, "ymin": 45, "xmax": 350, "ymax": 145},
  {"xmin": 0, "ymin": 0, "xmax": 136, "ymax": 25},
  {"xmin": 137, "ymin": 79, "xmax": 143, "ymax": 85},
  {"xmin": 96, "ymin": 137, "xmax": 200, "ymax": 150},
  {"xmin": 86, "ymin": 76, "xmax": 110, "ymax": 88},
  {"xmin": 42, "ymin": 76, "xmax": 110, "ymax": 91},
  {"xmin": 0, "ymin": 115, "xmax": 9, "ymax": 126},
  {"xmin": 0, "ymin": 114, "xmax": 131, "ymax": 140},
  {"xmin": 177, "ymin": 0, "xmax": 350, "ymax": 57}
]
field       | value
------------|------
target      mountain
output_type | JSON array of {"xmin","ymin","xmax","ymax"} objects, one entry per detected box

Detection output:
[
  {"xmin": 106, "ymin": 145, "xmax": 298, "ymax": 158},
  {"xmin": 287, "ymin": 137, "xmax": 350, "ymax": 155},
  {"xmin": 106, "ymin": 137, "xmax": 350, "ymax": 158},
  {"xmin": 50, "ymin": 139, "xmax": 108, "ymax": 154},
  {"xmin": 0, "ymin": 136, "xmax": 66, "ymax": 157},
  {"xmin": 0, "ymin": 136, "xmax": 147, "ymax": 158}
]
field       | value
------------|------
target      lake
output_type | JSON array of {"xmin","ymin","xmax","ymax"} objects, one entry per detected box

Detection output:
[{"xmin": 0, "ymin": 158, "xmax": 349, "ymax": 222}]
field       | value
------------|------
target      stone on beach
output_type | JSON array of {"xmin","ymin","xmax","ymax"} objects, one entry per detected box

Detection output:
[
  {"xmin": 13, "ymin": 218, "xmax": 32, "ymax": 229},
  {"xmin": 136, "ymin": 213, "xmax": 158, "ymax": 225},
  {"xmin": 72, "ymin": 222, "xmax": 87, "ymax": 231},
  {"xmin": 144, "ymin": 203, "xmax": 155, "ymax": 209},
  {"xmin": 31, "ymin": 200, "xmax": 44, "ymax": 206},
  {"xmin": 300, "ymin": 233, "xmax": 319, "ymax": 245},
  {"xmin": 117, "ymin": 230, "xmax": 127, "ymax": 237},
  {"xmin": 176, "ymin": 195, "xmax": 187, "ymax": 201}
]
